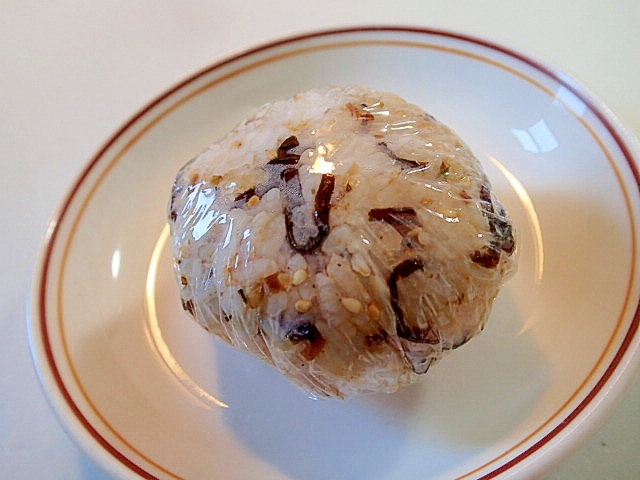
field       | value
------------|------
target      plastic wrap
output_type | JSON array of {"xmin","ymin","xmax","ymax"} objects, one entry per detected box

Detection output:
[{"xmin": 168, "ymin": 86, "xmax": 517, "ymax": 399}]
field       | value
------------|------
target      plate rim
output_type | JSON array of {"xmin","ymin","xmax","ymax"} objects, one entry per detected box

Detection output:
[{"xmin": 28, "ymin": 25, "xmax": 640, "ymax": 480}]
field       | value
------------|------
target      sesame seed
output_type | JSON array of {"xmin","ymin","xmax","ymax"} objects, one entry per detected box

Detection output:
[
  {"xmin": 368, "ymin": 303, "xmax": 381, "ymax": 321},
  {"xmin": 417, "ymin": 230, "xmax": 431, "ymax": 247},
  {"xmin": 295, "ymin": 299, "xmax": 313, "ymax": 313},
  {"xmin": 350, "ymin": 253, "xmax": 371, "ymax": 277},
  {"xmin": 340, "ymin": 297, "xmax": 362, "ymax": 314},
  {"xmin": 292, "ymin": 269, "xmax": 308, "ymax": 286},
  {"xmin": 246, "ymin": 195, "xmax": 260, "ymax": 208}
]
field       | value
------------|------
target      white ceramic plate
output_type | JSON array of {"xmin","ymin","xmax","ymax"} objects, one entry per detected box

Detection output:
[{"xmin": 29, "ymin": 27, "xmax": 640, "ymax": 480}]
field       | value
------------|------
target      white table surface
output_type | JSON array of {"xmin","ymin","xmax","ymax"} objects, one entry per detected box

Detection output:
[{"xmin": 2, "ymin": 2, "xmax": 639, "ymax": 479}]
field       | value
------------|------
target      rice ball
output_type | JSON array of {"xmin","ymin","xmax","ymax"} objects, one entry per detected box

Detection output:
[{"xmin": 168, "ymin": 86, "xmax": 516, "ymax": 399}]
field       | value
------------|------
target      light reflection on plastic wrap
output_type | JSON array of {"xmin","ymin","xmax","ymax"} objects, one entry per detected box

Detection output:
[
  {"xmin": 185, "ymin": 186, "xmax": 217, "ymax": 241},
  {"xmin": 308, "ymin": 144, "xmax": 335, "ymax": 174},
  {"xmin": 110, "ymin": 249, "xmax": 121, "ymax": 279},
  {"xmin": 382, "ymin": 119, "xmax": 418, "ymax": 133}
]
